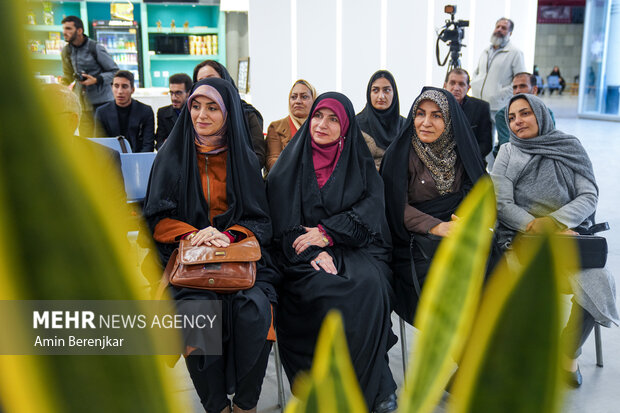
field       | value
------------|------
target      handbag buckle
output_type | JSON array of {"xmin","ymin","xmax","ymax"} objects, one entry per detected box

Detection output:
[{"xmin": 215, "ymin": 251, "xmax": 226, "ymax": 256}]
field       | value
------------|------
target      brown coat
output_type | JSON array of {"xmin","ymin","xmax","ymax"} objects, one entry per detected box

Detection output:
[
  {"xmin": 153, "ymin": 149, "xmax": 253, "ymax": 242},
  {"xmin": 266, "ymin": 116, "xmax": 294, "ymax": 171}
]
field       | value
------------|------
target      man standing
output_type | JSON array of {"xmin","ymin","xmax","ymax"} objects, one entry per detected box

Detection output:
[
  {"xmin": 470, "ymin": 18, "xmax": 526, "ymax": 123},
  {"xmin": 155, "ymin": 73, "xmax": 192, "ymax": 149},
  {"xmin": 60, "ymin": 16, "xmax": 118, "ymax": 136},
  {"xmin": 494, "ymin": 72, "xmax": 556, "ymax": 156},
  {"xmin": 94, "ymin": 70, "xmax": 155, "ymax": 152},
  {"xmin": 443, "ymin": 68, "xmax": 493, "ymax": 163}
]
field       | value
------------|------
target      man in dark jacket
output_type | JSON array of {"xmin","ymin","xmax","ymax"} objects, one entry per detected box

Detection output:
[
  {"xmin": 443, "ymin": 68, "xmax": 493, "ymax": 166},
  {"xmin": 60, "ymin": 15, "xmax": 118, "ymax": 136},
  {"xmin": 94, "ymin": 70, "xmax": 155, "ymax": 152},
  {"xmin": 155, "ymin": 73, "xmax": 192, "ymax": 149}
]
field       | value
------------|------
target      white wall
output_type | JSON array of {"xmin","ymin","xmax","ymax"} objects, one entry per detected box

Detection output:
[{"xmin": 249, "ymin": 0, "xmax": 537, "ymax": 128}]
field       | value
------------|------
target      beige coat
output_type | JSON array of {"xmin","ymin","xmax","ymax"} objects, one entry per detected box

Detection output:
[{"xmin": 362, "ymin": 131, "xmax": 385, "ymax": 171}]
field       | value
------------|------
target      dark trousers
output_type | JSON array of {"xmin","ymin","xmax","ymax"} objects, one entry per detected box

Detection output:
[
  {"xmin": 185, "ymin": 340, "xmax": 272, "ymax": 413},
  {"xmin": 561, "ymin": 299, "xmax": 596, "ymax": 359}
]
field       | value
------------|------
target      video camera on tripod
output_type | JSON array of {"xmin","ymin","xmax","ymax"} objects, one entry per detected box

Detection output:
[{"xmin": 436, "ymin": 5, "xmax": 469, "ymax": 71}]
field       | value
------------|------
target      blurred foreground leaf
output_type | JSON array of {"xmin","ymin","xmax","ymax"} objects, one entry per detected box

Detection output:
[
  {"xmin": 0, "ymin": 2, "xmax": 184, "ymax": 412},
  {"xmin": 399, "ymin": 178, "xmax": 496, "ymax": 413},
  {"xmin": 450, "ymin": 233, "xmax": 576, "ymax": 413}
]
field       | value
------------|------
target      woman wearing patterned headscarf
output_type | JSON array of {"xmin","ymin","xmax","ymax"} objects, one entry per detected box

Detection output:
[
  {"xmin": 265, "ymin": 79, "xmax": 317, "ymax": 171},
  {"xmin": 267, "ymin": 92, "xmax": 398, "ymax": 413},
  {"xmin": 381, "ymin": 87, "xmax": 486, "ymax": 323},
  {"xmin": 357, "ymin": 70, "xmax": 406, "ymax": 170},
  {"xmin": 143, "ymin": 78, "xmax": 280, "ymax": 413},
  {"xmin": 492, "ymin": 93, "xmax": 618, "ymax": 387}
]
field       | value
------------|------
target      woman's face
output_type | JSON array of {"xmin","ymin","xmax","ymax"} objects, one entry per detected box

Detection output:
[
  {"xmin": 414, "ymin": 100, "xmax": 445, "ymax": 143},
  {"xmin": 197, "ymin": 65, "xmax": 221, "ymax": 81},
  {"xmin": 289, "ymin": 83, "xmax": 313, "ymax": 119},
  {"xmin": 508, "ymin": 98, "xmax": 539, "ymax": 139},
  {"xmin": 370, "ymin": 77, "xmax": 394, "ymax": 110},
  {"xmin": 310, "ymin": 108, "xmax": 341, "ymax": 145},
  {"xmin": 190, "ymin": 96, "xmax": 224, "ymax": 136}
]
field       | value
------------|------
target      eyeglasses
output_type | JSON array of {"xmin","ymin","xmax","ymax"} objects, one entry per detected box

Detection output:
[{"xmin": 169, "ymin": 90, "xmax": 187, "ymax": 97}]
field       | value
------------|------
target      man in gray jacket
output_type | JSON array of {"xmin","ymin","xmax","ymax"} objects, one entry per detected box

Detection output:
[
  {"xmin": 60, "ymin": 15, "xmax": 118, "ymax": 136},
  {"xmin": 470, "ymin": 18, "xmax": 526, "ymax": 125}
]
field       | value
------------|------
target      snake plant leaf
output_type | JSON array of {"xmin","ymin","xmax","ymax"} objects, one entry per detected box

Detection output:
[
  {"xmin": 449, "ymin": 233, "xmax": 575, "ymax": 413},
  {"xmin": 285, "ymin": 310, "xmax": 368, "ymax": 413},
  {"xmin": 0, "ymin": 2, "xmax": 185, "ymax": 412},
  {"xmin": 399, "ymin": 177, "xmax": 496, "ymax": 413}
]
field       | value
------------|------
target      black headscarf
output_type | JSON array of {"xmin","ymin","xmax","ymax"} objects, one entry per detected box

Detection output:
[
  {"xmin": 381, "ymin": 86, "xmax": 486, "ymax": 244},
  {"xmin": 193, "ymin": 60, "xmax": 264, "ymax": 128},
  {"xmin": 267, "ymin": 91, "xmax": 390, "ymax": 246},
  {"xmin": 143, "ymin": 78, "xmax": 271, "ymax": 258},
  {"xmin": 356, "ymin": 70, "xmax": 406, "ymax": 149}
]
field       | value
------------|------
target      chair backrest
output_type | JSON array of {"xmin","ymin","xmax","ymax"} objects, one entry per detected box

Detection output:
[
  {"xmin": 88, "ymin": 137, "xmax": 133, "ymax": 154},
  {"xmin": 535, "ymin": 75, "xmax": 543, "ymax": 88},
  {"xmin": 547, "ymin": 75, "xmax": 560, "ymax": 88},
  {"xmin": 120, "ymin": 152, "xmax": 157, "ymax": 202}
]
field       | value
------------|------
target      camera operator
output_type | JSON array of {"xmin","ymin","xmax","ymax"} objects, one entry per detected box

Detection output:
[
  {"xmin": 470, "ymin": 18, "xmax": 526, "ymax": 127},
  {"xmin": 60, "ymin": 16, "xmax": 118, "ymax": 137}
]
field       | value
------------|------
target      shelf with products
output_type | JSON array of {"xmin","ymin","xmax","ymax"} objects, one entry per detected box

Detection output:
[
  {"xmin": 25, "ymin": 0, "xmax": 88, "ymax": 77},
  {"xmin": 142, "ymin": 3, "xmax": 226, "ymax": 87},
  {"xmin": 23, "ymin": 1, "xmax": 227, "ymax": 87}
]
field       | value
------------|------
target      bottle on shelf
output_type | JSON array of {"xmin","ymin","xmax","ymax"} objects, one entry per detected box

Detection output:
[{"xmin": 27, "ymin": 9, "xmax": 36, "ymax": 25}]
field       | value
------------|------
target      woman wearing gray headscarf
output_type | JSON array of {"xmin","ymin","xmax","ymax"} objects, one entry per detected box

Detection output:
[{"xmin": 491, "ymin": 93, "xmax": 618, "ymax": 387}]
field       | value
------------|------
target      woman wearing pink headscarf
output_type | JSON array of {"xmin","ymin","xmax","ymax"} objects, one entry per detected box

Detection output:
[{"xmin": 267, "ymin": 92, "xmax": 398, "ymax": 413}]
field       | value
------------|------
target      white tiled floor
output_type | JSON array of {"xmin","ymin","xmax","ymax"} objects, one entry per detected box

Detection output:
[{"xmin": 174, "ymin": 95, "xmax": 620, "ymax": 413}]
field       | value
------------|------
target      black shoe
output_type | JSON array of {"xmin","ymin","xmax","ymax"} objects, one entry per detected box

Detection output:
[
  {"xmin": 374, "ymin": 393, "xmax": 397, "ymax": 413},
  {"xmin": 566, "ymin": 365, "xmax": 582, "ymax": 388}
]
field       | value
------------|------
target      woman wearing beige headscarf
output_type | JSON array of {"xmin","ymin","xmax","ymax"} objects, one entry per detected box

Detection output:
[{"xmin": 265, "ymin": 79, "xmax": 317, "ymax": 171}]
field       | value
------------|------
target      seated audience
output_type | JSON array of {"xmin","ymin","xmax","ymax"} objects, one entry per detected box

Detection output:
[
  {"xmin": 155, "ymin": 73, "xmax": 192, "ymax": 149},
  {"xmin": 357, "ymin": 70, "xmax": 406, "ymax": 170},
  {"xmin": 265, "ymin": 79, "xmax": 316, "ymax": 171},
  {"xmin": 443, "ymin": 68, "xmax": 493, "ymax": 165},
  {"xmin": 549, "ymin": 65, "xmax": 566, "ymax": 95},
  {"xmin": 491, "ymin": 93, "xmax": 618, "ymax": 387},
  {"xmin": 194, "ymin": 60, "xmax": 267, "ymax": 170},
  {"xmin": 143, "ymin": 78, "xmax": 280, "ymax": 412},
  {"xmin": 267, "ymin": 92, "xmax": 398, "ymax": 413},
  {"xmin": 494, "ymin": 72, "xmax": 555, "ymax": 156},
  {"xmin": 381, "ymin": 87, "xmax": 486, "ymax": 323},
  {"xmin": 94, "ymin": 70, "xmax": 155, "ymax": 152}
]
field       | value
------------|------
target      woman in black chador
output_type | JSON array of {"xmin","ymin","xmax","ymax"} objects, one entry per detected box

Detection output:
[
  {"xmin": 143, "ymin": 78, "xmax": 279, "ymax": 413},
  {"xmin": 267, "ymin": 92, "xmax": 398, "ymax": 413},
  {"xmin": 381, "ymin": 87, "xmax": 486, "ymax": 324}
]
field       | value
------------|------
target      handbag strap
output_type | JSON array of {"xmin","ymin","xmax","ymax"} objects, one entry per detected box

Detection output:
[{"xmin": 155, "ymin": 249, "xmax": 179, "ymax": 300}]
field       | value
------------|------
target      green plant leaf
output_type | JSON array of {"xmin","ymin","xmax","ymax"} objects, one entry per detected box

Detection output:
[
  {"xmin": 0, "ymin": 2, "xmax": 185, "ymax": 412},
  {"xmin": 399, "ymin": 177, "xmax": 496, "ymax": 413},
  {"xmin": 285, "ymin": 310, "xmax": 368, "ymax": 413},
  {"xmin": 449, "ymin": 233, "xmax": 576, "ymax": 413}
]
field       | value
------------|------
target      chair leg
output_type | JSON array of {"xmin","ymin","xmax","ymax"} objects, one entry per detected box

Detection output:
[
  {"xmin": 399, "ymin": 317, "xmax": 408, "ymax": 378},
  {"xmin": 274, "ymin": 340, "xmax": 287, "ymax": 411},
  {"xmin": 594, "ymin": 323, "xmax": 603, "ymax": 367}
]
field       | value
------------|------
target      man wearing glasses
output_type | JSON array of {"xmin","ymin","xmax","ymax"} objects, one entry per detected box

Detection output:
[{"xmin": 155, "ymin": 73, "xmax": 193, "ymax": 149}]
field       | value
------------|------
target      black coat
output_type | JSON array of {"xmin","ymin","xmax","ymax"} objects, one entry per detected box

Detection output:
[
  {"xmin": 460, "ymin": 95, "xmax": 493, "ymax": 160},
  {"xmin": 94, "ymin": 99, "xmax": 155, "ymax": 152},
  {"xmin": 155, "ymin": 104, "xmax": 178, "ymax": 150}
]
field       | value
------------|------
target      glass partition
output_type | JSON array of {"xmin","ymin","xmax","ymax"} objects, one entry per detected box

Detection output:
[{"xmin": 579, "ymin": 0, "xmax": 620, "ymax": 120}]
